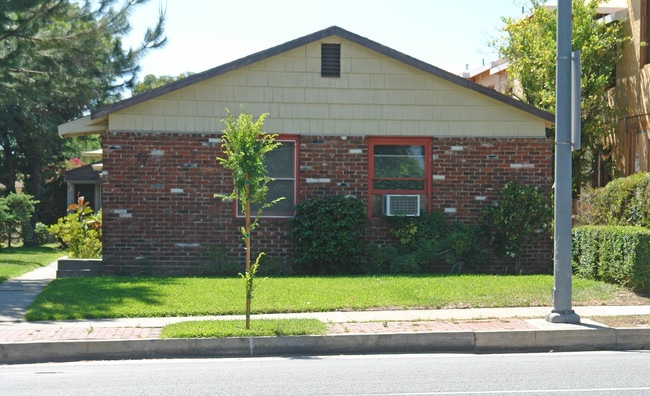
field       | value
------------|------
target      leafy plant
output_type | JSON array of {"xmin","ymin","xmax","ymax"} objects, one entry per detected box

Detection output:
[
  {"xmin": 0, "ymin": 192, "xmax": 39, "ymax": 247},
  {"xmin": 48, "ymin": 196, "xmax": 102, "ymax": 258},
  {"xmin": 479, "ymin": 182, "xmax": 552, "ymax": 273},
  {"xmin": 494, "ymin": 0, "xmax": 630, "ymax": 190},
  {"xmin": 573, "ymin": 226, "xmax": 650, "ymax": 292},
  {"xmin": 291, "ymin": 195, "xmax": 367, "ymax": 275},
  {"xmin": 386, "ymin": 212, "xmax": 485, "ymax": 274},
  {"xmin": 576, "ymin": 172, "xmax": 650, "ymax": 227},
  {"xmin": 200, "ymin": 245, "xmax": 240, "ymax": 276},
  {"xmin": 215, "ymin": 108, "xmax": 282, "ymax": 328},
  {"xmin": 34, "ymin": 222, "xmax": 51, "ymax": 245}
]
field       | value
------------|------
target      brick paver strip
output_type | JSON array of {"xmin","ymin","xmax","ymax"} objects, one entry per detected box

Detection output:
[
  {"xmin": 0, "ymin": 327, "xmax": 162, "ymax": 343},
  {"xmin": 326, "ymin": 318, "xmax": 536, "ymax": 335},
  {"xmin": 0, "ymin": 319, "xmax": 536, "ymax": 343}
]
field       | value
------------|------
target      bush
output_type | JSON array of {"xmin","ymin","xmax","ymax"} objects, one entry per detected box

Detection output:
[
  {"xmin": 48, "ymin": 196, "xmax": 102, "ymax": 258},
  {"xmin": 361, "ymin": 243, "xmax": 397, "ymax": 274},
  {"xmin": 291, "ymin": 195, "xmax": 367, "ymax": 275},
  {"xmin": 479, "ymin": 182, "xmax": 552, "ymax": 273},
  {"xmin": 34, "ymin": 222, "xmax": 51, "ymax": 245},
  {"xmin": 576, "ymin": 172, "xmax": 650, "ymax": 227},
  {"xmin": 573, "ymin": 225, "xmax": 650, "ymax": 292},
  {"xmin": 201, "ymin": 244, "xmax": 294, "ymax": 277},
  {"xmin": 386, "ymin": 212, "xmax": 485, "ymax": 274},
  {"xmin": 0, "ymin": 192, "xmax": 39, "ymax": 247}
]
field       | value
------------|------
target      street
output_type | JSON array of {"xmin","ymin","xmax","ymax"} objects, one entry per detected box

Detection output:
[{"xmin": 2, "ymin": 351, "xmax": 649, "ymax": 395}]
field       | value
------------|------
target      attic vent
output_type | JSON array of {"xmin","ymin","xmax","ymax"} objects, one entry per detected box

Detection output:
[{"xmin": 321, "ymin": 43, "xmax": 340, "ymax": 77}]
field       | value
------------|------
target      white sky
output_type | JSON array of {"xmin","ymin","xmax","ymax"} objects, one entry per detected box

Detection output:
[{"xmin": 125, "ymin": 0, "xmax": 530, "ymax": 78}]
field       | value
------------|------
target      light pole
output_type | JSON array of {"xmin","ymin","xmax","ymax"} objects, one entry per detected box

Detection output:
[{"xmin": 547, "ymin": 0, "xmax": 580, "ymax": 324}]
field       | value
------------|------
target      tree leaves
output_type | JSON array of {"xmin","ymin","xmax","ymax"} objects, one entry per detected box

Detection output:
[
  {"xmin": 0, "ymin": 0, "xmax": 166, "ymax": 206},
  {"xmin": 494, "ymin": 0, "xmax": 630, "ymax": 189},
  {"xmin": 216, "ymin": 108, "xmax": 281, "ymax": 212}
]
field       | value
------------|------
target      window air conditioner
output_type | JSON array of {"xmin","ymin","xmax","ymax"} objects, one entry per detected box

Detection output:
[{"xmin": 382, "ymin": 194, "xmax": 420, "ymax": 216}]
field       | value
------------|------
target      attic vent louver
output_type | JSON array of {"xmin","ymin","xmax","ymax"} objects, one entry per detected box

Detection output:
[{"xmin": 321, "ymin": 43, "xmax": 340, "ymax": 77}]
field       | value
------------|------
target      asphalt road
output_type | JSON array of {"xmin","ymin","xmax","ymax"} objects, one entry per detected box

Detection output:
[{"xmin": 2, "ymin": 351, "xmax": 650, "ymax": 395}]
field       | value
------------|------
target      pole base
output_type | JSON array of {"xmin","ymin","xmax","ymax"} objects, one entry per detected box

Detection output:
[{"xmin": 546, "ymin": 310, "xmax": 581, "ymax": 324}]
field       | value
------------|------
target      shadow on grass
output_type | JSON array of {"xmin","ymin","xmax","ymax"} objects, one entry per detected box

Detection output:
[
  {"xmin": 0, "ymin": 245, "xmax": 65, "ymax": 284},
  {"xmin": 24, "ymin": 277, "xmax": 181, "ymax": 321}
]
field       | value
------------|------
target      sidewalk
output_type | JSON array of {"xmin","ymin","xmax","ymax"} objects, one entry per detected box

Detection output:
[{"xmin": 1, "ymin": 261, "xmax": 650, "ymax": 364}]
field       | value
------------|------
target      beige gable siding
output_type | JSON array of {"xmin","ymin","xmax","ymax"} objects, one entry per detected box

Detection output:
[{"xmin": 109, "ymin": 37, "xmax": 546, "ymax": 138}]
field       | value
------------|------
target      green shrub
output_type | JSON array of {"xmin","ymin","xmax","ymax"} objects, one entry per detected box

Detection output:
[
  {"xmin": 48, "ymin": 196, "xmax": 102, "ymax": 258},
  {"xmin": 0, "ymin": 192, "xmax": 39, "ymax": 247},
  {"xmin": 34, "ymin": 222, "xmax": 51, "ymax": 245},
  {"xmin": 389, "ymin": 253, "xmax": 420, "ymax": 274},
  {"xmin": 573, "ymin": 225, "xmax": 650, "ymax": 292},
  {"xmin": 386, "ymin": 212, "xmax": 485, "ymax": 274},
  {"xmin": 479, "ymin": 182, "xmax": 552, "ymax": 273},
  {"xmin": 576, "ymin": 172, "xmax": 650, "ymax": 227},
  {"xmin": 291, "ymin": 195, "xmax": 367, "ymax": 275},
  {"xmin": 361, "ymin": 243, "xmax": 397, "ymax": 275},
  {"xmin": 200, "ymin": 245, "xmax": 240, "ymax": 276}
]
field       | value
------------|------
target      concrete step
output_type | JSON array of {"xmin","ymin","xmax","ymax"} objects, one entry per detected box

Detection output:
[
  {"xmin": 56, "ymin": 259, "xmax": 103, "ymax": 278},
  {"xmin": 56, "ymin": 269, "xmax": 101, "ymax": 278}
]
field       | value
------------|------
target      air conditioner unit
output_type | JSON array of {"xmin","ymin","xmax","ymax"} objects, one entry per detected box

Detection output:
[{"xmin": 382, "ymin": 195, "xmax": 420, "ymax": 216}]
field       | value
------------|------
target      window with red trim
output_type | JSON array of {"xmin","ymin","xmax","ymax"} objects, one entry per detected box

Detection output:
[
  {"xmin": 236, "ymin": 137, "xmax": 298, "ymax": 218},
  {"xmin": 368, "ymin": 137, "xmax": 431, "ymax": 217}
]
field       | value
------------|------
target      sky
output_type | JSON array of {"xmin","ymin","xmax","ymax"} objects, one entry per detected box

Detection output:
[{"xmin": 124, "ymin": 0, "xmax": 530, "ymax": 79}]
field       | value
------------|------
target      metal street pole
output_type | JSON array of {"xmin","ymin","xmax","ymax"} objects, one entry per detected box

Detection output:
[{"xmin": 547, "ymin": 0, "xmax": 580, "ymax": 324}]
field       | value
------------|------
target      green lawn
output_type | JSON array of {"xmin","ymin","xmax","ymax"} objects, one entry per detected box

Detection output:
[
  {"xmin": 160, "ymin": 318, "xmax": 327, "ymax": 339},
  {"xmin": 24, "ymin": 274, "xmax": 648, "ymax": 321},
  {"xmin": 0, "ymin": 245, "xmax": 65, "ymax": 283}
]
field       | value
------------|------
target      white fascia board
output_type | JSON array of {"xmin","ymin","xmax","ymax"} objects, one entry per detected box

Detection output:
[{"xmin": 58, "ymin": 115, "xmax": 108, "ymax": 138}]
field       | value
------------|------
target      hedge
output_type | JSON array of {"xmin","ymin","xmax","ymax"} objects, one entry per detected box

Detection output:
[{"xmin": 573, "ymin": 225, "xmax": 650, "ymax": 292}]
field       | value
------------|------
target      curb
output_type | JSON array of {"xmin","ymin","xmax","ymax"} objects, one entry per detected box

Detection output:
[{"xmin": 2, "ymin": 328, "xmax": 650, "ymax": 365}]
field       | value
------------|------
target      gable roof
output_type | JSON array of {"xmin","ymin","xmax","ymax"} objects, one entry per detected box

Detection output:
[
  {"xmin": 64, "ymin": 163, "xmax": 101, "ymax": 182},
  {"xmin": 91, "ymin": 25, "xmax": 553, "ymax": 123}
]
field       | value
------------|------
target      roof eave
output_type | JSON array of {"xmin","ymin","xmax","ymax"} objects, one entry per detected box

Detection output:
[{"xmin": 58, "ymin": 115, "xmax": 108, "ymax": 138}]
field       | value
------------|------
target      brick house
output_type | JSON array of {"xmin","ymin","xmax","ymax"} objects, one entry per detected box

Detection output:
[{"xmin": 58, "ymin": 26, "xmax": 554, "ymax": 275}]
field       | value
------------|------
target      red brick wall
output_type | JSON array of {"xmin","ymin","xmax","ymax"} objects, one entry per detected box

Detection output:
[
  {"xmin": 101, "ymin": 132, "xmax": 553, "ymax": 275},
  {"xmin": 430, "ymin": 137, "xmax": 553, "ymax": 224}
]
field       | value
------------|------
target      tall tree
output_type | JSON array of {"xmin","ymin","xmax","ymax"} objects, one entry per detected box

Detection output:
[
  {"xmin": 132, "ymin": 72, "xmax": 194, "ymax": 94},
  {"xmin": 494, "ymin": 0, "xmax": 629, "ymax": 191},
  {"xmin": 0, "ymin": 0, "xmax": 165, "ymax": 240}
]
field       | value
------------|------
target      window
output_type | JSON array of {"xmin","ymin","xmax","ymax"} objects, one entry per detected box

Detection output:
[
  {"xmin": 368, "ymin": 137, "xmax": 431, "ymax": 217},
  {"xmin": 237, "ymin": 138, "xmax": 297, "ymax": 218},
  {"xmin": 321, "ymin": 43, "xmax": 341, "ymax": 77}
]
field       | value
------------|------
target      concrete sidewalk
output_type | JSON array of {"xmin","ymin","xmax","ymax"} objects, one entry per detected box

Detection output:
[
  {"xmin": 0, "ymin": 261, "xmax": 58, "ymax": 323},
  {"xmin": 1, "ymin": 261, "xmax": 650, "ymax": 364}
]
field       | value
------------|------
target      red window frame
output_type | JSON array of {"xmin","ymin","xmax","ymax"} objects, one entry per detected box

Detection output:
[{"xmin": 367, "ymin": 137, "xmax": 432, "ymax": 217}]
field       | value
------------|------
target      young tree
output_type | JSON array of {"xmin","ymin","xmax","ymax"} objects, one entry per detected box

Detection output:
[
  {"xmin": 493, "ymin": 0, "xmax": 630, "ymax": 191},
  {"xmin": 216, "ymin": 108, "xmax": 282, "ymax": 329},
  {"xmin": 0, "ymin": 0, "xmax": 166, "ymax": 242}
]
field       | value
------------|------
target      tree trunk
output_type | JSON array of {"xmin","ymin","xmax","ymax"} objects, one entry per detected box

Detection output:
[
  {"xmin": 245, "ymin": 178, "xmax": 251, "ymax": 329},
  {"xmin": 24, "ymin": 158, "xmax": 43, "ymax": 246},
  {"xmin": 0, "ymin": 144, "xmax": 18, "ymax": 193}
]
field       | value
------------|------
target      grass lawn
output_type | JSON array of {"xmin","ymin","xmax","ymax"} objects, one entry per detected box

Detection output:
[
  {"xmin": 24, "ymin": 274, "xmax": 650, "ymax": 321},
  {"xmin": 0, "ymin": 244, "xmax": 65, "ymax": 283},
  {"xmin": 160, "ymin": 318, "xmax": 327, "ymax": 339}
]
